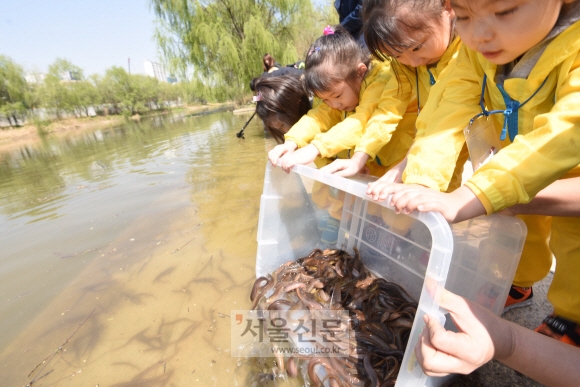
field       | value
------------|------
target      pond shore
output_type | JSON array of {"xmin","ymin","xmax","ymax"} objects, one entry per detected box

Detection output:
[{"xmin": 0, "ymin": 103, "xmax": 235, "ymax": 155}]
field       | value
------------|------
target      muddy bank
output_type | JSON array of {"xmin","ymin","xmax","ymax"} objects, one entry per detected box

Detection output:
[{"xmin": 0, "ymin": 103, "xmax": 234, "ymax": 155}]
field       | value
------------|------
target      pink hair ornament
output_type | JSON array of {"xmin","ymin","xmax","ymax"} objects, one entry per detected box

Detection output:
[
  {"xmin": 323, "ymin": 25, "xmax": 334, "ymax": 35},
  {"xmin": 252, "ymin": 92, "xmax": 262, "ymax": 102}
]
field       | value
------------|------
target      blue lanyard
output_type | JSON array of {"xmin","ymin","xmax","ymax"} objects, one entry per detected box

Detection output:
[
  {"xmin": 415, "ymin": 68, "xmax": 436, "ymax": 114},
  {"xmin": 470, "ymin": 74, "xmax": 549, "ymax": 141}
]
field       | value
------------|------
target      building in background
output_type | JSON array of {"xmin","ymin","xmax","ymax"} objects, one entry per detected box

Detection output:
[
  {"xmin": 25, "ymin": 73, "xmax": 45, "ymax": 84},
  {"xmin": 25, "ymin": 71, "xmax": 81, "ymax": 84},
  {"xmin": 60, "ymin": 70, "xmax": 81, "ymax": 82},
  {"xmin": 144, "ymin": 60, "xmax": 166, "ymax": 82},
  {"xmin": 144, "ymin": 60, "xmax": 178, "ymax": 83}
]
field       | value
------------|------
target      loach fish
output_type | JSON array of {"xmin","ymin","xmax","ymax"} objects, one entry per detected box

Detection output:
[{"xmin": 249, "ymin": 247, "xmax": 417, "ymax": 387}]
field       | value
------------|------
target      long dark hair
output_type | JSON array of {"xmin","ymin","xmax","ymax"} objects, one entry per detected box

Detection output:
[
  {"xmin": 254, "ymin": 74, "xmax": 311, "ymax": 143},
  {"xmin": 304, "ymin": 25, "xmax": 371, "ymax": 98}
]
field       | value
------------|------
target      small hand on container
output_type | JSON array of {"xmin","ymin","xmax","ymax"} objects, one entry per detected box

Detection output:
[
  {"xmin": 320, "ymin": 151, "xmax": 369, "ymax": 177},
  {"xmin": 364, "ymin": 155, "xmax": 485, "ymax": 223},
  {"xmin": 383, "ymin": 185, "xmax": 486, "ymax": 224},
  {"xmin": 366, "ymin": 157, "xmax": 407, "ymax": 200},
  {"xmin": 415, "ymin": 287, "xmax": 506, "ymax": 377},
  {"xmin": 280, "ymin": 144, "xmax": 320, "ymax": 173},
  {"xmin": 416, "ymin": 287, "xmax": 580, "ymax": 386},
  {"xmin": 268, "ymin": 141, "xmax": 297, "ymax": 167}
]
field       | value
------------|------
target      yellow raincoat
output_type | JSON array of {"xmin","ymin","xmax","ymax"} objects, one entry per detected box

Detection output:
[
  {"xmin": 405, "ymin": 21, "xmax": 580, "ymax": 322},
  {"xmin": 284, "ymin": 59, "xmax": 392, "ymax": 220},
  {"xmin": 356, "ymin": 37, "xmax": 465, "ymax": 179},
  {"xmin": 284, "ymin": 59, "xmax": 391, "ymax": 153}
]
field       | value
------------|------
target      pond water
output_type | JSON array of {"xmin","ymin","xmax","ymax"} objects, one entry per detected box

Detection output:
[{"xmin": 0, "ymin": 111, "xmax": 284, "ymax": 386}]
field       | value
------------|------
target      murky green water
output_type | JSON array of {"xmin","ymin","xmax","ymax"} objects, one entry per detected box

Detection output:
[{"xmin": 0, "ymin": 111, "xmax": 279, "ymax": 386}]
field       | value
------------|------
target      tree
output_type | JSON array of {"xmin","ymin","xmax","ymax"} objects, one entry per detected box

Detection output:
[
  {"xmin": 151, "ymin": 0, "xmax": 336, "ymax": 101},
  {"xmin": 0, "ymin": 55, "xmax": 29, "ymax": 127},
  {"xmin": 43, "ymin": 58, "xmax": 84, "ymax": 119},
  {"xmin": 70, "ymin": 80, "xmax": 98, "ymax": 117},
  {"xmin": 102, "ymin": 67, "xmax": 160, "ymax": 116}
]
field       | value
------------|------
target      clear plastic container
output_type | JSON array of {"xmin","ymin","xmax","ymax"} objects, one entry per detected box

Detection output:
[{"xmin": 256, "ymin": 163, "xmax": 527, "ymax": 387}]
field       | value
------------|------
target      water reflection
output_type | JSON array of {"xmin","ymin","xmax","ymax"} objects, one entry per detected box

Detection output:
[{"xmin": 0, "ymin": 111, "xmax": 276, "ymax": 386}]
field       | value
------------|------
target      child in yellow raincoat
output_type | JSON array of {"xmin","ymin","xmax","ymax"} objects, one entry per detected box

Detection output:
[
  {"xmin": 268, "ymin": 24, "xmax": 400, "ymax": 174},
  {"xmin": 321, "ymin": 0, "xmax": 466, "ymax": 192},
  {"xmin": 317, "ymin": 0, "xmax": 466, "ymax": 238},
  {"xmin": 268, "ymin": 24, "xmax": 399, "ymax": 244},
  {"xmin": 377, "ymin": 0, "xmax": 580, "ymax": 346}
]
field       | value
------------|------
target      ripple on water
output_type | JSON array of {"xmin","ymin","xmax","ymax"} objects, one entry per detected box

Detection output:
[{"xmin": 0, "ymin": 111, "xmax": 274, "ymax": 386}]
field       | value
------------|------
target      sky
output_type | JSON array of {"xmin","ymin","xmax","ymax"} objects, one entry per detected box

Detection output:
[{"xmin": 0, "ymin": 0, "xmax": 160, "ymax": 77}]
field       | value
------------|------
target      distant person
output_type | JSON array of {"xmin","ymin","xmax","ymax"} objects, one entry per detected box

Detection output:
[
  {"xmin": 262, "ymin": 53, "xmax": 282, "ymax": 73},
  {"xmin": 335, "ymin": 0, "xmax": 364, "ymax": 40}
]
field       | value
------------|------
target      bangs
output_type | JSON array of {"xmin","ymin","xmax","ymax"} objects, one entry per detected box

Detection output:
[
  {"xmin": 305, "ymin": 62, "xmax": 347, "ymax": 95},
  {"xmin": 363, "ymin": 0, "xmax": 442, "ymax": 60},
  {"xmin": 364, "ymin": 13, "xmax": 423, "ymax": 59}
]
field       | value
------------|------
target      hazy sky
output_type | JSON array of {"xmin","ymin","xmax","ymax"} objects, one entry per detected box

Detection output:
[{"xmin": 0, "ymin": 0, "xmax": 160, "ymax": 76}]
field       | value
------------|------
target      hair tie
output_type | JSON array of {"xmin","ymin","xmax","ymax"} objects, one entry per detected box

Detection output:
[
  {"xmin": 252, "ymin": 92, "xmax": 262, "ymax": 102},
  {"xmin": 308, "ymin": 46, "xmax": 321, "ymax": 56},
  {"xmin": 323, "ymin": 25, "xmax": 334, "ymax": 35}
]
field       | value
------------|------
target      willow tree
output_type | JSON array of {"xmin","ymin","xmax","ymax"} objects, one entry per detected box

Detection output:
[
  {"xmin": 43, "ymin": 58, "xmax": 84, "ymax": 119},
  {"xmin": 150, "ymin": 0, "xmax": 336, "ymax": 100},
  {"xmin": 0, "ymin": 55, "xmax": 29, "ymax": 126}
]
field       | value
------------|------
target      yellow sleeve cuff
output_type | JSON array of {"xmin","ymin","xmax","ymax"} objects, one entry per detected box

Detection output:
[
  {"xmin": 310, "ymin": 140, "xmax": 330, "ymax": 159},
  {"xmin": 284, "ymin": 133, "xmax": 308, "ymax": 149},
  {"xmin": 464, "ymin": 181, "xmax": 494, "ymax": 215},
  {"xmin": 402, "ymin": 172, "xmax": 443, "ymax": 191}
]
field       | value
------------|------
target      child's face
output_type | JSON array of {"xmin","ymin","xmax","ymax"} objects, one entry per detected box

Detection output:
[
  {"xmin": 316, "ymin": 63, "xmax": 367, "ymax": 112},
  {"xmin": 317, "ymin": 81, "xmax": 359, "ymax": 111},
  {"xmin": 452, "ymin": 0, "xmax": 569, "ymax": 64},
  {"xmin": 389, "ymin": 6, "xmax": 455, "ymax": 67}
]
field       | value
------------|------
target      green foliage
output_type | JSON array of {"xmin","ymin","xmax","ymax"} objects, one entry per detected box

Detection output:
[
  {"xmin": 151, "ymin": 0, "xmax": 337, "ymax": 100},
  {"xmin": 0, "ymin": 1, "xmax": 338, "ymax": 128},
  {"xmin": 102, "ymin": 67, "xmax": 162, "ymax": 115},
  {"xmin": 42, "ymin": 58, "xmax": 84, "ymax": 119},
  {"xmin": 0, "ymin": 51, "xmax": 277, "ymax": 127},
  {"xmin": 0, "ymin": 55, "xmax": 29, "ymax": 126},
  {"xmin": 31, "ymin": 116, "xmax": 51, "ymax": 135},
  {"xmin": 69, "ymin": 80, "xmax": 99, "ymax": 117}
]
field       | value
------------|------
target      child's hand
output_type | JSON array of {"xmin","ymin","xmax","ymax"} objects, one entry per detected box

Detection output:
[
  {"xmin": 320, "ymin": 152, "xmax": 369, "ymax": 177},
  {"xmin": 366, "ymin": 157, "xmax": 407, "ymax": 199},
  {"xmin": 388, "ymin": 185, "xmax": 486, "ymax": 223},
  {"xmin": 268, "ymin": 141, "xmax": 297, "ymax": 166},
  {"xmin": 280, "ymin": 144, "xmax": 320, "ymax": 173},
  {"xmin": 415, "ymin": 288, "xmax": 511, "ymax": 377}
]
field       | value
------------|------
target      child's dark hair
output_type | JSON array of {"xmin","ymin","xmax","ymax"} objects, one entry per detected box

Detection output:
[
  {"xmin": 250, "ymin": 77, "xmax": 258, "ymax": 91},
  {"xmin": 363, "ymin": 0, "xmax": 450, "ymax": 61},
  {"xmin": 304, "ymin": 24, "xmax": 371, "ymax": 97},
  {"xmin": 254, "ymin": 74, "xmax": 311, "ymax": 144}
]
